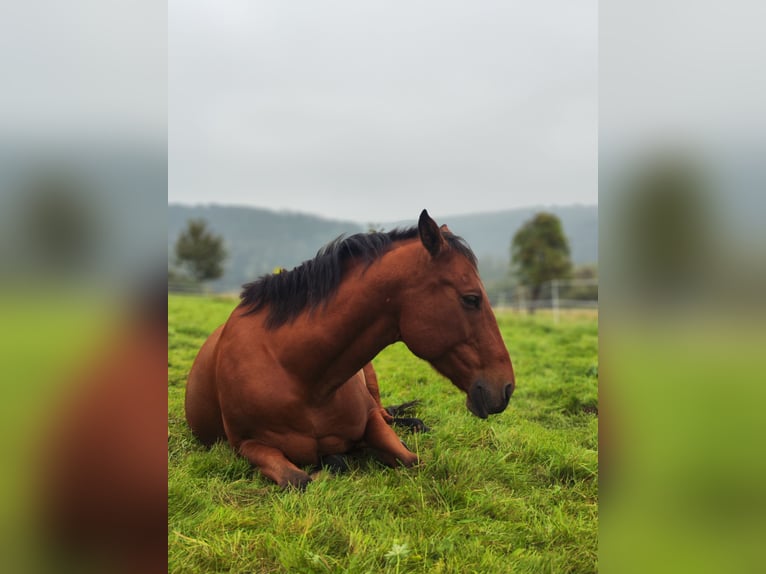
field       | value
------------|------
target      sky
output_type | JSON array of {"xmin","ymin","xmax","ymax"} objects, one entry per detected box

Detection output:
[{"xmin": 169, "ymin": 0, "xmax": 597, "ymax": 223}]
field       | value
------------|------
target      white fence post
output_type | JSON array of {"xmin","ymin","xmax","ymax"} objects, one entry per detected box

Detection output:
[
  {"xmin": 487, "ymin": 279, "xmax": 598, "ymax": 316},
  {"xmin": 518, "ymin": 286, "xmax": 526, "ymax": 314}
]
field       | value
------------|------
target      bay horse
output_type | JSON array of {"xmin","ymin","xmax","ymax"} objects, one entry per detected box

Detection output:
[{"xmin": 185, "ymin": 210, "xmax": 515, "ymax": 488}]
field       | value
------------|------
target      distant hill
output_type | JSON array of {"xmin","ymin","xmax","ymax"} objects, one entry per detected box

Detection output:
[
  {"xmin": 168, "ymin": 205, "xmax": 364, "ymax": 292},
  {"xmin": 168, "ymin": 204, "xmax": 597, "ymax": 292}
]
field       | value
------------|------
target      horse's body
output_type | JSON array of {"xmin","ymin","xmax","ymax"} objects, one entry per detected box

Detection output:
[{"xmin": 186, "ymin": 210, "xmax": 515, "ymax": 488}]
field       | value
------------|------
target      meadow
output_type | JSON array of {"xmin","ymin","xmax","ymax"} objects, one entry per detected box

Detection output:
[{"xmin": 168, "ymin": 295, "xmax": 598, "ymax": 573}]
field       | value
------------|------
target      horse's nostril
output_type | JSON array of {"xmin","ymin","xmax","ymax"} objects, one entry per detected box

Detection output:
[{"xmin": 504, "ymin": 383, "xmax": 514, "ymax": 402}]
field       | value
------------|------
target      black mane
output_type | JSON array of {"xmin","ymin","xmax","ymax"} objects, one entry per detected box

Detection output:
[{"xmin": 239, "ymin": 226, "xmax": 477, "ymax": 329}]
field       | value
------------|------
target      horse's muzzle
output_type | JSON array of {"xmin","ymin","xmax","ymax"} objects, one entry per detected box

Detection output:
[{"xmin": 466, "ymin": 380, "xmax": 514, "ymax": 419}]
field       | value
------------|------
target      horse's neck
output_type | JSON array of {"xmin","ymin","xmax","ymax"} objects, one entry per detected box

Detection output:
[{"xmin": 275, "ymin": 243, "xmax": 416, "ymax": 396}]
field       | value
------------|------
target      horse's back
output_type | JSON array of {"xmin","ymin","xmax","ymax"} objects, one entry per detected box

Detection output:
[{"xmin": 185, "ymin": 324, "xmax": 226, "ymax": 446}]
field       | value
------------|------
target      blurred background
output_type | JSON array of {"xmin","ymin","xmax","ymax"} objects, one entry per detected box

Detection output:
[
  {"xmin": 600, "ymin": 2, "xmax": 766, "ymax": 573},
  {"xmin": 0, "ymin": 1, "xmax": 166, "ymax": 573},
  {"xmin": 1, "ymin": 0, "xmax": 764, "ymax": 572}
]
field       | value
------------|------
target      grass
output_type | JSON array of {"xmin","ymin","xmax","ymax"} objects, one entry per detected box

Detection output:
[{"xmin": 168, "ymin": 295, "xmax": 598, "ymax": 573}]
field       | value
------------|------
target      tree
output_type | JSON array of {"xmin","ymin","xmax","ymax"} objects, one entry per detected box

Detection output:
[
  {"xmin": 511, "ymin": 212, "xmax": 572, "ymax": 309},
  {"xmin": 174, "ymin": 219, "xmax": 227, "ymax": 283},
  {"xmin": 617, "ymin": 153, "xmax": 710, "ymax": 301}
]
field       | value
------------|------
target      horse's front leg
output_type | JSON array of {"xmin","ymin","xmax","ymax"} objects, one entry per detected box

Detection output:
[
  {"xmin": 238, "ymin": 440, "xmax": 312, "ymax": 490},
  {"xmin": 363, "ymin": 409, "xmax": 419, "ymax": 468}
]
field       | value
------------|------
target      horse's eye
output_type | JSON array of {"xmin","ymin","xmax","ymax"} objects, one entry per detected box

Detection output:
[{"xmin": 461, "ymin": 294, "xmax": 481, "ymax": 309}]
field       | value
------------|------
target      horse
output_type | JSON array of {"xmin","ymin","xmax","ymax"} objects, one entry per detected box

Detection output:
[{"xmin": 185, "ymin": 210, "xmax": 515, "ymax": 488}]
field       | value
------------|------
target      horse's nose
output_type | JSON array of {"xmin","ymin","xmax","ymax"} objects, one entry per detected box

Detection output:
[{"xmin": 504, "ymin": 383, "xmax": 514, "ymax": 403}]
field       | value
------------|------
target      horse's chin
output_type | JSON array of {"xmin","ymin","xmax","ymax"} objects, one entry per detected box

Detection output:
[{"xmin": 466, "ymin": 396, "xmax": 488, "ymax": 419}]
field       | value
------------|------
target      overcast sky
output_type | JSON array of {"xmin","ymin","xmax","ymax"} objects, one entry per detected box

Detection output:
[{"xmin": 169, "ymin": 1, "xmax": 597, "ymax": 223}]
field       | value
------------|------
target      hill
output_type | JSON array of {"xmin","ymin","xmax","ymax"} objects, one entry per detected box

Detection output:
[{"xmin": 168, "ymin": 204, "xmax": 597, "ymax": 292}]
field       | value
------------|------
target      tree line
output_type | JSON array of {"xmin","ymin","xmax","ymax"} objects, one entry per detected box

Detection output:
[{"xmin": 170, "ymin": 212, "xmax": 593, "ymax": 307}]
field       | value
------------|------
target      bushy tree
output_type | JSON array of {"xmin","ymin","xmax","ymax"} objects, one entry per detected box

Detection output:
[
  {"xmin": 511, "ymin": 212, "xmax": 572, "ymax": 307},
  {"xmin": 618, "ymin": 154, "xmax": 710, "ymax": 298},
  {"xmin": 174, "ymin": 219, "xmax": 227, "ymax": 283}
]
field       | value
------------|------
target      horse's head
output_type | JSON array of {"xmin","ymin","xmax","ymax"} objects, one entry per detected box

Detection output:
[{"xmin": 398, "ymin": 210, "xmax": 516, "ymax": 418}]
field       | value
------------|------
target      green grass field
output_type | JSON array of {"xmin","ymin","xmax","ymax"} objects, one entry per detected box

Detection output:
[{"xmin": 168, "ymin": 295, "xmax": 598, "ymax": 573}]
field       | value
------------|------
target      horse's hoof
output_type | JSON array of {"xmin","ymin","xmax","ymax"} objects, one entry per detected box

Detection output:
[
  {"xmin": 392, "ymin": 417, "xmax": 431, "ymax": 433},
  {"xmin": 280, "ymin": 470, "xmax": 312, "ymax": 491},
  {"xmin": 319, "ymin": 454, "xmax": 350, "ymax": 474},
  {"xmin": 401, "ymin": 453, "xmax": 420, "ymax": 468},
  {"xmin": 384, "ymin": 400, "xmax": 421, "ymax": 417}
]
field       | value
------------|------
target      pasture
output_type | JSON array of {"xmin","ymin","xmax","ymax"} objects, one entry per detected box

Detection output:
[{"xmin": 168, "ymin": 295, "xmax": 598, "ymax": 573}]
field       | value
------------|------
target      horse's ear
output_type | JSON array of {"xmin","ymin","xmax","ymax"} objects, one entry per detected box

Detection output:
[{"xmin": 418, "ymin": 209, "xmax": 445, "ymax": 257}]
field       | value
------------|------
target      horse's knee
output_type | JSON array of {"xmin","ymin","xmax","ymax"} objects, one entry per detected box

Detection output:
[
  {"xmin": 238, "ymin": 440, "xmax": 311, "ymax": 490},
  {"xmin": 364, "ymin": 412, "xmax": 419, "ymax": 468}
]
